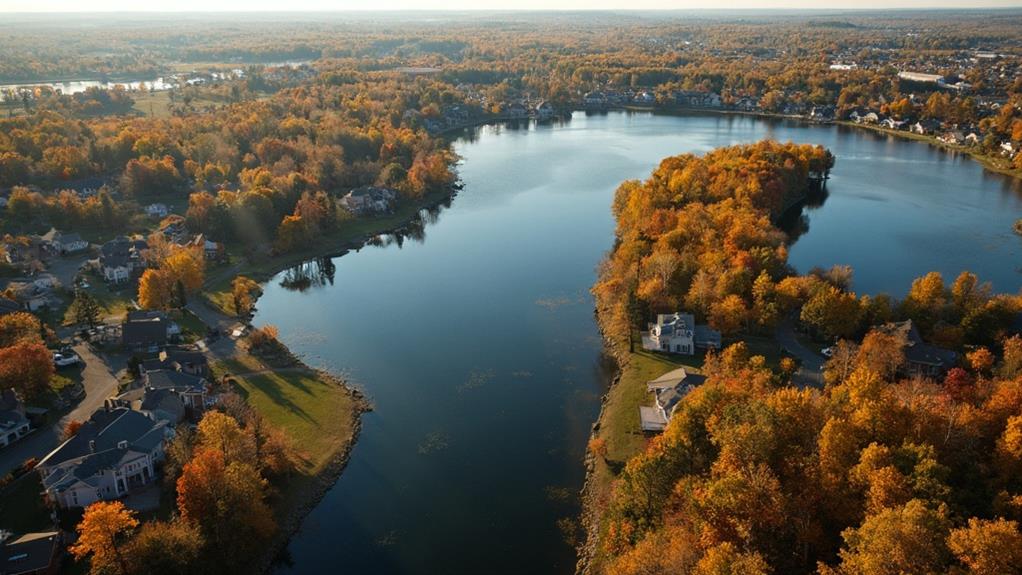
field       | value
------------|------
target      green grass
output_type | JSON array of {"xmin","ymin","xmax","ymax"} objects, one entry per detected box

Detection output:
[
  {"xmin": 213, "ymin": 355, "xmax": 358, "ymax": 476},
  {"xmin": 170, "ymin": 308, "xmax": 207, "ymax": 342},
  {"xmin": 62, "ymin": 278, "xmax": 136, "ymax": 325},
  {"xmin": 0, "ymin": 475, "xmax": 52, "ymax": 534}
]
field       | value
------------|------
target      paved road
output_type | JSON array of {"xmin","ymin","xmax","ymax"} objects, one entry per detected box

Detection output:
[
  {"xmin": 0, "ymin": 343, "xmax": 123, "ymax": 476},
  {"xmin": 776, "ymin": 317, "xmax": 825, "ymax": 389}
]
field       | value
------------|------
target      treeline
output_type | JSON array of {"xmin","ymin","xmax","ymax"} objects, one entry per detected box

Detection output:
[{"xmin": 1, "ymin": 73, "xmax": 457, "ymax": 253}]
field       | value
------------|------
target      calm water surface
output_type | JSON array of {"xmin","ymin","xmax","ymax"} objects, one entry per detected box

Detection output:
[{"xmin": 258, "ymin": 112, "xmax": 1022, "ymax": 575}]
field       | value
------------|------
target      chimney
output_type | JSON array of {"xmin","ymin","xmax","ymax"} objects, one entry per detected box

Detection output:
[{"xmin": 88, "ymin": 440, "xmax": 96, "ymax": 453}]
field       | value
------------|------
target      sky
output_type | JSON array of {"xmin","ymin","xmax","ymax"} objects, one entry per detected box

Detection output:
[{"xmin": 2, "ymin": 0, "xmax": 1022, "ymax": 11}]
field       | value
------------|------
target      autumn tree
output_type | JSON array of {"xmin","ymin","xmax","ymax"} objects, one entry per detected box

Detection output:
[
  {"xmin": 800, "ymin": 285, "xmax": 862, "ymax": 340},
  {"xmin": 831, "ymin": 500, "xmax": 951, "ymax": 575},
  {"xmin": 125, "ymin": 520, "xmax": 203, "ymax": 575},
  {"xmin": 0, "ymin": 342, "xmax": 54, "ymax": 399},
  {"xmin": 138, "ymin": 268, "xmax": 175, "ymax": 310},
  {"xmin": 947, "ymin": 517, "xmax": 1022, "ymax": 575},
  {"xmin": 0, "ymin": 311, "xmax": 42, "ymax": 347},
  {"xmin": 71, "ymin": 500, "xmax": 139, "ymax": 575},
  {"xmin": 231, "ymin": 275, "xmax": 261, "ymax": 317},
  {"xmin": 176, "ymin": 448, "xmax": 275, "ymax": 571}
]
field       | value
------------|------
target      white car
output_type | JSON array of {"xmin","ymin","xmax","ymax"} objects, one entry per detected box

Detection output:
[
  {"xmin": 53, "ymin": 352, "xmax": 81, "ymax": 367},
  {"xmin": 821, "ymin": 347, "xmax": 835, "ymax": 358}
]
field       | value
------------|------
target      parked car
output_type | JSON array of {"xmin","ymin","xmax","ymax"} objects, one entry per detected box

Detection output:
[
  {"xmin": 821, "ymin": 346, "xmax": 835, "ymax": 358},
  {"xmin": 53, "ymin": 351, "xmax": 81, "ymax": 367}
]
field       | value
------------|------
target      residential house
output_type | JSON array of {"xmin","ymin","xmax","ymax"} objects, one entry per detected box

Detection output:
[
  {"xmin": 340, "ymin": 186, "xmax": 398, "ymax": 216},
  {"xmin": 880, "ymin": 118, "xmax": 907, "ymax": 130},
  {"xmin": 144, "ymin": 203, "xmax": 169, "ymax": 218},
  {"xmin": 143, "ymin": 370, "xmax": 210, "ymax": 413},
  {"xmin": 40, "ymin": 229, "xmax": 87, "ymax": 255},
  {"xmin": 583, "ymin": 91, "xmax": 608, "ymax": 108},
  {"xmin": 0, "ymin": 531, "xmax": 62, "ymax": 575},
  {"xmin": 140, "ymin": 346, "xmax": 209, "ymax": 378},
  {"xmin": 810, "ymin": 106, "xmax": 836, "ymax": 122},
  {"xmin": 910, "ymin": 119, "xmax": 941, "ymax": 135},
  {"xmin": 99, "ymin": 237, "xmax": 147, "ymax": 284},
  {"xmin": 0, "ymin": 389, "xmax": 30, "ymax": 449},
  {"xmin": 36, "ymin": 407, "xmax": 173, "ymax": 509},
  {"xmin": 965, "ymin": 132, "xmax": 982, "ymax": 146},
  {"xmin": 2, "ymin": 280, "xmax": 52, "ymax": 312},
  {"xmin": 877, "ymin": 320, "xmax": 958, "ymax": 378},
  {"xmin": 1002, "ymin": 141, "xmax": 1017, "ymax": 158},
  {"xmin": 641, "ymin": 312, "xmax": 722, "ymax": 355},
  {"xmin": 938, "ymin": 131, "xmax": 965, "ymax": 145},
  {"xmin": 122, "ymin": 310, "xmax": 179, "ymax": 352},
  {"xmin": 674, "ymin": 90, "xmax": 722, "ymax": 109},
  {"xmin": 638, "ymin": 368, "xmax": 706, "ymax": 432},
  {"xmin": 535, "ymin": 101, "xmax": 556, "ymax": 120},
  {"xmin": 633, "ymin": 91, "xmax": 656, "ymax": 105}
]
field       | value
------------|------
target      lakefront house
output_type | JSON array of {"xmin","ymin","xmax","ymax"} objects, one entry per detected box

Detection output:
[
  {"xmin": 642, "ymin": 312, "xmax": 722, "ymax": 355},
  {"xmin": 35, "ymin": 407, "xmax": 173, "ymax": 509},
  {"xmin": 639, "ymin": 367, "xmax": 707, "ymax": 432}
]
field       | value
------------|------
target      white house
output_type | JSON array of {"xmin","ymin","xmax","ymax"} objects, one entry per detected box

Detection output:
[
  {"xmin": 0, "ymin": 389, "xmax": 31, "ymax": 449},
  {"xmin": 340, "ymin": 186, "xmax": 398, "ymax": 216},
  {"xmin": 642, "ymin": 312, "xmax": 722, "ymax": 355},
  {"xmin": 40, "ymin": 229, "xmax": 88, "ymax": 255},
  {"xmin": 638, "ymin": 368, "xmax": 706, "ymax": 432},
  {"xmin": 145, "ymin": 203, "xmax": 169, "ymax": 218},
  {"xmin": 535, "ymin": 101, "xmax": 556, "ymax": 119},
  {"xmin": 36, "ymin": 408, "xmax": 173, "ymax": 509}
]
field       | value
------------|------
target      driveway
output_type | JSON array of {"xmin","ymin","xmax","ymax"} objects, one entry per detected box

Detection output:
[
  {"xmin": 776, "ymin": 317, "xmax": 825, "ymax": 389},
  {"xmin": 46, "ymin": 253, "xmax": 90, "ymax": 288},
  {"xmin": 0, "ymin": 343, "xmax": 124, "ymax": 476}
]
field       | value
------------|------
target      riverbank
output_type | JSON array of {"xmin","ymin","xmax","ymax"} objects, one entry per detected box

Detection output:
[
  {"xmin": 204, "ymin": 186, "xmax": 457, "ymax": 315},
  {"xmin": 192, "ymin": 184, "xmax": 459, "ymax": 572}
]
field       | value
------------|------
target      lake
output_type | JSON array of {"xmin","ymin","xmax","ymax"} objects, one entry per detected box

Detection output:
[{"xmin": 256, "ymin": 111, "xmax": 1022, "ymax": 575}]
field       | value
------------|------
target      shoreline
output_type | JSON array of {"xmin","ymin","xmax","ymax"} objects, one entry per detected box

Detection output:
[
  {"xmin": 218, "ymin": 186, "xmax": 460, "ymax": 574},
  {"xmin": 216, "ymin": 110, "xmax": 1013, "ymax": 574},
  {"xmin": 255, "ymin": 369, "xmax": 372, "ymax": 575}
]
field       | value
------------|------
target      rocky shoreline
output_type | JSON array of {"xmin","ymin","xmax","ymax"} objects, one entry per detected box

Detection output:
[{"xmin": 575, "ymin": 310, "xmax": 629, "ymax": 575}]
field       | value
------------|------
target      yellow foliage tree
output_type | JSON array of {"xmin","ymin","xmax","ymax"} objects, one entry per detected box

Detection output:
[{"xmin": 70, "ymin": 500, "xmax": 139, "ymax": 575}]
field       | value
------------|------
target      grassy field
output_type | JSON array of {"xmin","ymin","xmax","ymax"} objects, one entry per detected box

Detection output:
[{"xmin": 212, "ymin": 353, "xmax": 359, "ymax": 477}]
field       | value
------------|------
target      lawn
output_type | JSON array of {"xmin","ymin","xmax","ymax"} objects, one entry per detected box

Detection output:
[
  {"xmin": 62, "ymin": 278, "xmax": 136, "ymax": 325},
  {"xmin": 585, "ymin": 344, "xmax": 699, "ymax": 572},
  {"xmin": 212, "ymin": 355, "xmax": 358, "ymax": 477}
]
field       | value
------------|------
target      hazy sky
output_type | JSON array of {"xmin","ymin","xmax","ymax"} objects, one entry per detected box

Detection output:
[{"xmin": 3, "ymin": 0, "xmax": 1022, "ymax": 11}]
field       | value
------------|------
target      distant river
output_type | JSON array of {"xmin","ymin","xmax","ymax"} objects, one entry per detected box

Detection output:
[{"xmin": 256, "ymin": 111, "xmax": 1022, "ymax": 575}]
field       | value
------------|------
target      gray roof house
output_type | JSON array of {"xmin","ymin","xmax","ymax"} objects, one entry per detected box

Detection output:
[
  {"xmin": 1, "ymin": 531, "xmax": 63, "ymax": 575},
  {"xmin": 36, "ymin": 407, "xmax": 173, "ymax": 509},
  {"xmin": 639, "ymin": 368, "xmax": 706, "ymax": 432},
  {"xmin": 642, "ymin": 312, "xmax": 722, "ymax": 355},
  {"xmin": 140, "ymin": 347, "xmax": 209, "ymax": 378},
  {"xmin": 121, "ymin": 311, "xmax": 179, "ymax": 352},
  {"xmin": 877, "ymin": 320, "xmax": 958, "ymax": 378},
  {"xmin": 0, "ymin": 388, "xmax": 30, "ymax": 449}
]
